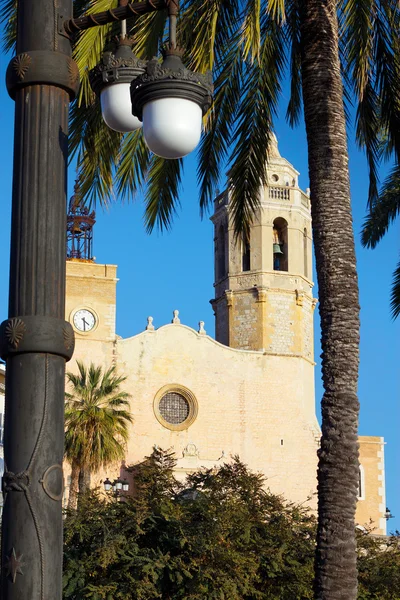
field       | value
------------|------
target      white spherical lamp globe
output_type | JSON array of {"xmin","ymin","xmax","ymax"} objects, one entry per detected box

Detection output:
[
  {"xmin": 142, "ymin": 98, "xmax": 202, "ymax": 159},
  {"xmin": 100, "ymin": 83, "xmax": 142, "ymax": 133}
]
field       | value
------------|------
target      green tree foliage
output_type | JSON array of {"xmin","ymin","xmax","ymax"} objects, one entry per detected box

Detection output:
[
  {"xmin": 65, "ymin": 361, "xmax": 133, "ymax": 506},
  {"xmin": 357, "ymin": 528, "xmax": 400, "ymax": 600},
  {"xmin": 63, "ymin": 448, "xmax": 400, "ymax": 600},
  {"xmin": 63, "ymin": 448, "xmax": 315, "ymax": 599}
]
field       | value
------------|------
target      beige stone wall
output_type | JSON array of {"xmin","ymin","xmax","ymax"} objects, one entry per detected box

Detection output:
[
  {"xmin": 230, "ymin": 289, "xmax": 259, "ymax": 350},
  {"xmin": 356, "ymin": 437, "xmax": 386, "ymax": 534},
  {"xmin": 115, "ymin": 324, "xmax": 320, "ymax": 508}
]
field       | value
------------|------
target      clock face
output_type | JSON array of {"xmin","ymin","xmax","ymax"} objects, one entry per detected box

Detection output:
[{"xmin": 73, "ymin": 309, "xmax": 96, "ymax": 333}]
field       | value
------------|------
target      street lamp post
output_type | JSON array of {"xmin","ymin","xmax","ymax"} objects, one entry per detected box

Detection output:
[
  {"xmin": 0, "ymin": 1, "xmax": 211, "ymax": 598},
  {"xmin": 0, "ymin": 1, "xmax": 76, "ymax": 598}
]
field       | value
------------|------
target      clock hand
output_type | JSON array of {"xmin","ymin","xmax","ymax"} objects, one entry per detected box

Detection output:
[{"xmin": 82, "ymin": 317, "xmax": 88, "ymax": 331}]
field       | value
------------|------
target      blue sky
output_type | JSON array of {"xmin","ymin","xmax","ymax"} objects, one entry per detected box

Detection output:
[{"xmin": 0, "ymin": 53, "xmax": 399, "ymax": 531}]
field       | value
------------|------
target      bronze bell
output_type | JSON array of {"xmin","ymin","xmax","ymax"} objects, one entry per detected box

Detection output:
[{"xmin": 273, "ymin": 243, "xmax": 283, "ymax": 254}]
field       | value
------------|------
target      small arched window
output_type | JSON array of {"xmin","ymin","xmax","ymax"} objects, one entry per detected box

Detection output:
[
  {"xmin": 273, "ymin": 217, "xmax": 288, "ymax": 272},
  {"xmin": 303, "ymin": 228, "xmax": 308, "ymax": 279},
  {"xmin": 218, "ymin": 224, "xmax": 226, "ymax": 280},
  {"xmin": 242, "ymin": 236, "xmax": 251, "ymax": 272}
]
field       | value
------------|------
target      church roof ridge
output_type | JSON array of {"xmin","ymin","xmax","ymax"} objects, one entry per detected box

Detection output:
[{"xmin": 117, "ymin": 320, "xmax": 269, "ymax": 356}]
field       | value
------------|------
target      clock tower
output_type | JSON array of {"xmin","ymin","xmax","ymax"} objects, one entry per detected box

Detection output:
[{"xmin": 65, "ymin": 183, "xmax": 118, "ymax": 365}]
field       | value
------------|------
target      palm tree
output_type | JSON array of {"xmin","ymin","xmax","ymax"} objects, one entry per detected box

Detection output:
[
  {"xmin": 2, "ymin": 1, "xmax": 400, "ymax": 597},
  {"xmin": 362, "ymin": 167, "xmax": 400, "ymax": 319},
  {"xmin": 65, "ymin": 361, "xmax": 132, "ymax": 509},
  {"xmin": 299, "ymin": 3, "xmax": 361, "ymax": 596}
]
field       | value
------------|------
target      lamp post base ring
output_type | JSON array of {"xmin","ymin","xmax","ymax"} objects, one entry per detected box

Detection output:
[
  {"xmin": 6, "ymin": 51, "xmax": 80, "ymax": 100},
  {"xmin": 0, "ymin": 316, "xmax": 75, "ymax": 361}
]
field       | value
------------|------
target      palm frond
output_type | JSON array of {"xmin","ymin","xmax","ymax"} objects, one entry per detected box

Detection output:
[
  {"xmin": 197, "ymin": 29, "xmax": 244, "ymax": 216},
  {"xmin": 179, "ymin": 0, "xmax": 241, "ymax": 73},
  {"xmin": 373, "ymin": 3, "xmax": 400, "ymax": 161},
  {"xmin": 342, "ymin": 0, "xmax": 375, "ymax": 100},
  {"xmin": 342, "ymin": 0, "xmax": 382, "ymax": 205},
  {"xmin": 73, "ymin": 0, "xmax": 118, "ymax": 108},
  {"xmin": 227, "ymin": 12, "xmax": 285, "ymax": 239},
  {"xmin": 361, "ymin": 164, "xmax": 400, "ymax": 247},
  {"xmin": 390, "ymin": 258, "xmax": 400, "ymax": 319},
  {"xmin": 69, "ymin": 99, "xmax": 122, "ymax": 208},
  {"xmin": 115, "ymin": 130, "xmax": 151, "ymax": 200},
  {"xmin": 285, "ymin": 0, "xmax": 302, "ymax": 127},
  {"xmin": 129, "ymin": 10, "xmax": 167, "ymax": 59},
  {"xmin": 0, "ymin": 0, "xmax": 16, "ymax": 53},
  {"xmin": 355, "ymin": 81, "xmax": 381, "ymax": 206},
  {"xmin": 241, "ymin": 0, "xmax": 261, "ymax": 64},
  {"xmin": 266, "ymin": 0, "xmax": 286, "ymax": 23},
  {"xmin": 143, "ymin": 156, "xmax": 184, "ymax": 233}
]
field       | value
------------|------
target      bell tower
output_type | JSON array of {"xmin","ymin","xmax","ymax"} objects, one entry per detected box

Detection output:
[
  {"xmin": 211, "ymin": 136, "xmax": 316, "ymax": 360},
  {"xmin": 65, "ymin": 182, "xmax": 118, "ymax": 350}
]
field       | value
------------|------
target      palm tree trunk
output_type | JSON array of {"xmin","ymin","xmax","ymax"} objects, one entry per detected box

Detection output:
[
  {"xmin": 67, "ymin": 459, "xmax": 80, "ymax": 510},
  {"xmin": 79, "ymin": 466, "xmax": 91, "ymax": 495},
  {"xmin": 299, "ymin": 1, "xmax": 360, "ymax": 598}
]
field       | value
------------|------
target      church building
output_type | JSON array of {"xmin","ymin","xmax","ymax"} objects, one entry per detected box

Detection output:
[{"xmin": 65, "ymin": 138, "xmax": 387, "ymax": 535}]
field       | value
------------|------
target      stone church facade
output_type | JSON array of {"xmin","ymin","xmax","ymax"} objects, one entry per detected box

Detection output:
[{"xmin": 65, "ymin": 138, "xmax": 387, "ymax": 534}]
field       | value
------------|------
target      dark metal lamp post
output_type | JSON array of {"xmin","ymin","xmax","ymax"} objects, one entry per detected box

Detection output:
[{"xmin": 0, "ymin": 1, "xmax": 212, "ymax": 598}]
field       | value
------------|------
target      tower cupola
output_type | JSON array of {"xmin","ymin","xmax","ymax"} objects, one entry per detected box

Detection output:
[
  {"xmin": 67, "ymin": 182, "xmax": 96, "ymax": 262},
  {"xmin": 211, "ymin": 136, "xmax": 316, "ymax": 358}
]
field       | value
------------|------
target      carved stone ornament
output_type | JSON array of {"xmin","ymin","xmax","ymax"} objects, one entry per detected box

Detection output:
[
  {"xmin": 146, "ymin": 316, "xmax": 155, "ymax": 331},
  {"xmin": 172, "ymin": 310, "xmax": 180, "ymax": 324},
  {"xmin": 295, "ymin": 289, "xmax": 305, "ymax": 307},
  {"xmin": 12, "ymin": 53, "xmax": 31, "ymax": 80},
  {"xmin": 225, "ymin": 290, "xmax": 234, "ymax": 307},
  {"xmin": 4, "ymin": 548, "xmax": 25, "ymax": 584},
  {"xmin": 183, "ymin": 443, "xmax": 199, "ymax": 458},
  {"xmin": 257, "ymin": 287, "xmax": 268, "ymax": 303},
  {"xmin": 198, "ymin": 321, "xmax": 206, "ymax": 335},
  {"xmin": 5, "ymin": 318, "xmax": 26, "ymax": 349}
]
